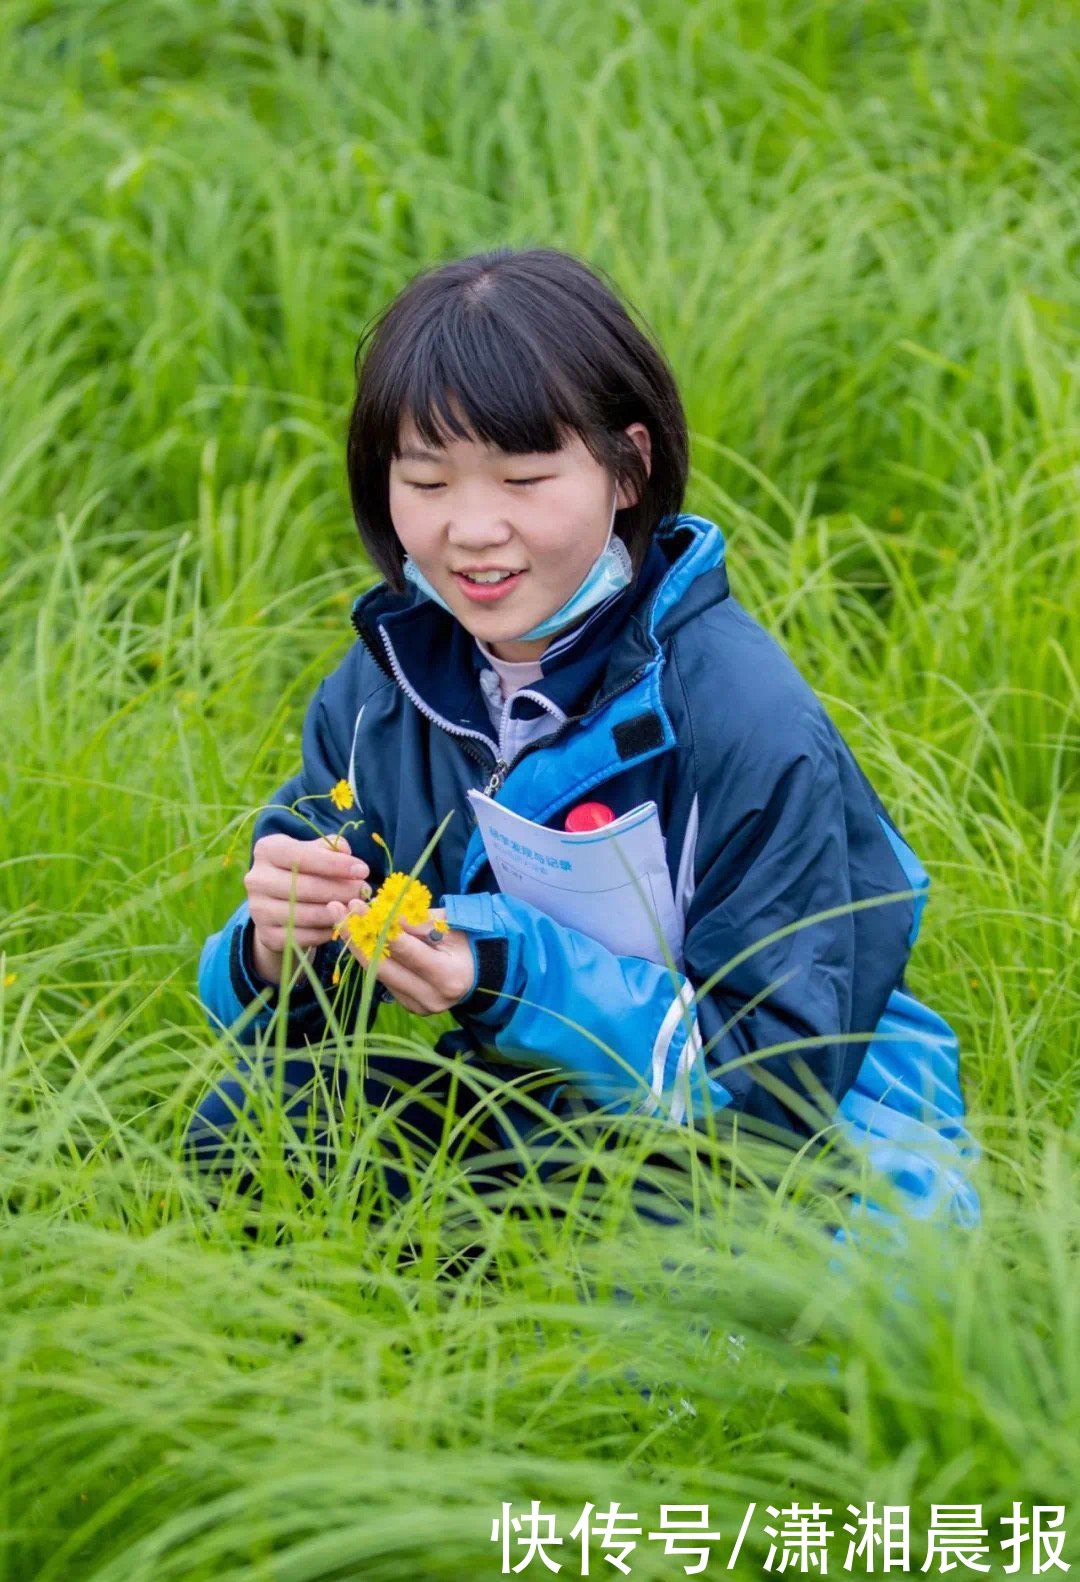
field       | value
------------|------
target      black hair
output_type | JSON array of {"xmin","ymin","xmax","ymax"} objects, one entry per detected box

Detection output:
[{"xmin": 346, "ymin": 246, "xmax": 690, "ymax": 592}]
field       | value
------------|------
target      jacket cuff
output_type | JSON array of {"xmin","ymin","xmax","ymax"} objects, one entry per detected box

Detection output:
[
  {"xmin": 440, "ymin": 892, "xmax": 514, "ymax": 1027},
  {"xmin": 232, "ymin": 916, "xmax": 337, "ymax": 1017}
]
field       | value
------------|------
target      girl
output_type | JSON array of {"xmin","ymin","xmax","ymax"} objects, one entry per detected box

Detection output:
[{"xmin": 192, "ymin": 246, "xmax": 980, "ymax": 1235}]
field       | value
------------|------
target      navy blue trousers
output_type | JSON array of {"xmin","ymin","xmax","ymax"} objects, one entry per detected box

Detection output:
[{"xmin": 183, "ymin": 1030, "xmax": 693, "ymax": 1227}]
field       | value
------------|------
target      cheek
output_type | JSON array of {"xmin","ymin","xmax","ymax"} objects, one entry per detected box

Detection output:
[
  {"xmin": 387, "ymin": 485, "xmax": 428, "ymax": 558},
  {"xmin": 524, "ymin": 500, "xmax": 594, "ymax": 567},
  {"xmin": 543, "ymin": 519, "xmax": 599, "ymax": 575}
]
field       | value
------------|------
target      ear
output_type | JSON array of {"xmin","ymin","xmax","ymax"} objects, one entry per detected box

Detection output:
[{"xmin": 617, "ymin": 422, "xmax": 653, "ymax": 510}]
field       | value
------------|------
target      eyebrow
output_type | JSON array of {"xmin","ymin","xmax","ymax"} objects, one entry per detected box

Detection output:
[{"xmin": 395, "ymin": 443, "xmax": 546, "ymax": 464}]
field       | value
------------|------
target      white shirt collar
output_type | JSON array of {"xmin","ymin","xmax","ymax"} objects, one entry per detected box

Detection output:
[{"xmin": 473, "ymin": 585, "xmax": 624, "ymax": 697}]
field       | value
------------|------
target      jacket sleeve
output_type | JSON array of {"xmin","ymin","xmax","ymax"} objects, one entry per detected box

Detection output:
[
  {"xmin": 197, "ymin": 667, "xmax": 382, "ymax": 1046},
  {"xmin": 440, "ymin": 718, "xmax": 911, "ymax": 1142},
  {"xmin": 197, "ymin": 897, "xmax": 347, "ymax": 1046}
]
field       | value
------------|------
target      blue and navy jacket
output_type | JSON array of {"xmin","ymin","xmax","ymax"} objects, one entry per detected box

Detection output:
[{"xmin": 198, "ymin": 513, "xmax": 981, "ymax": 1228}]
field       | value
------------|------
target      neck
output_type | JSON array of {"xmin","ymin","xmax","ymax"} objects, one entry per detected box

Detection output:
[
  {"xmin": 483, "ymin": 633, "xmax": 552, "ymax": 664},
  {"xmin": 483, "ymin": 607, "xmax": 599, "ymax": 664}
]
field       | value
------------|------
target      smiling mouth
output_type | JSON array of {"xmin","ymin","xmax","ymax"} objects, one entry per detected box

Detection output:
[
  {"xmin": 453, "ymin": 569, "xmax": 526, "ymax": 601},
  {"xmin": 455, "ymin": 570, "xmax": 525, "ymax": 584}
]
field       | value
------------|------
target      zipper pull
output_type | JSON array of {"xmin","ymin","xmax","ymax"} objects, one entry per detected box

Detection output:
[{"xmin": 483, "ymin": 759, "xmax": 509, "ymax": 797}]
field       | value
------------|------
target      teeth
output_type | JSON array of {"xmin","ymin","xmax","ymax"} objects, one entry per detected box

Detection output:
[{"xmin": 464, "ymin": 570, "xmax": 515, "ymax": 584}]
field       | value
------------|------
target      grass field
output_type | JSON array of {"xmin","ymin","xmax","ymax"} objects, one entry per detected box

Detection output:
[{"xmin": 1, "ymin": 0, "xmax": 1078, "ymax": 1576}]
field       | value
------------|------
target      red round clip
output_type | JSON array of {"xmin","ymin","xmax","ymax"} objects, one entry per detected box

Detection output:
[{"xmin": 564, "ymin": 801, "xmax": 616, "ymax": 833}]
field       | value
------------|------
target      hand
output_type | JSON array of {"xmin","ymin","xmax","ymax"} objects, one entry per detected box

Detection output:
[
  {"xmin": 244, "ymin": 833, "xmax": 371, "ymax": 984},
  {"xmin": 325, "ymin": 899, "xmax": 477, "ymax": 1016}
]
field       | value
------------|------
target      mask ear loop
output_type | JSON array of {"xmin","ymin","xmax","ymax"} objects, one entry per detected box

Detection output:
[{"xmin": 607, "ymin": 480, "xmax": 632, "ymax": 577}]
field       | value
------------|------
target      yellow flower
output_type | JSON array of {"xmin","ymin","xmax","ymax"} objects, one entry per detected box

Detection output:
[
  {"xmin": 329, "ymin": 779, "xmax": 354, "ymax": 811},
  {"xmin": 333, "ymin": 911, "xmax": 377, "ymax": 954},
  {"xmin": 3, "ymin": 973, "xmax": 14, "ymax": 988},
  {"xmin": 380, "ymin": 871, "xmax": 435, "ymax": 924},
  {"xmin": 331, "ymin": 872, "xmax": 438, "ymax": 958}
]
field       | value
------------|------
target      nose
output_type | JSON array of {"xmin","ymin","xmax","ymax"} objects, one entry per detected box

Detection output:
[{"xmin": 445, "ymin": 500, "xmax": 516, "ymax": 550}]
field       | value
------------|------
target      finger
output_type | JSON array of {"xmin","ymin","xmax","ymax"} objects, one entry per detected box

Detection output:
[
  {"xmin": 360, "ymin": 949, "xmax": 437, "ymax": 1014},
  {"xmin": 267, "ymin": 837, "xmax": 369, "ymax": 882},
  {"xmin": 261, "ymin": 926, "xmax": 337, "ymax": 949},
  {"xmin": 396, "ymin": 919, "xmax": 447, "ymax": 945},
  {"xmin": 378, "ymin": 927, "xmax": 441, "ymax": 957},
  {"xmin": 252, "ymin": 901, "xmax": 346, "ymax": 928},
  {"xmin": 330, "ymin": 897, "xmax": 369, "ymax": 934},
  {"xmin": 372, "ymin": 930, "xmax": 454, "ymax": 994},
  {"xmin": 253, "ymin": 868, "xmax": 371, "ymax": 904}
]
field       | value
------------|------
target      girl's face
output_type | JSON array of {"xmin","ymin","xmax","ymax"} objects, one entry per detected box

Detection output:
[{"xmin": 388, "ymin": 413, "xmax": 652, "ymax": 663}]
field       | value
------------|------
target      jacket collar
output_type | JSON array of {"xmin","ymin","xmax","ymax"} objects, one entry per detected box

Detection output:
[{"xmin": 350, "ymin": 513, "xmax": 729, "ymax": 745}]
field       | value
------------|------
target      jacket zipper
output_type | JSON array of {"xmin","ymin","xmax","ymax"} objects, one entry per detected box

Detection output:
[
  {"xmin": 365, "ymin": 617, "xmax": 649, "ymax": 805},
  {"xmin": 483, "ymin": 759, "xmax": 510, "ymax": 797},
  {"xmin": 375, "ymin": 627, "xmax": 498, "ymax": 783},
  {"xmin": 480, "ymin": 662, "xmax": 649, "ymax": 797}
]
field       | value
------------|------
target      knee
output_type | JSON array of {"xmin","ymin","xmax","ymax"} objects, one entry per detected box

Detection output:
[
  {"xmin": 183, "ymin": 1071, "xmax": 253, "ymax": 1174},
  {"xmin": 183, "ymin": 1053, "xmax": 342, "ymax": 1178}
]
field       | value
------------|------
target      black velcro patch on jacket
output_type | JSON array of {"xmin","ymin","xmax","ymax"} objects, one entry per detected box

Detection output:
[
  {"xmin": 612, "ymin": 710, "xmax": 665, "ymax": 760},
  {"xmin": 455, "ymin": 935, "xmax": 509, "ymax": 1018}
]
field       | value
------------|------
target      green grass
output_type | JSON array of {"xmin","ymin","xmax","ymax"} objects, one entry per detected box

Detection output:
[{"xmin": 1, "ymin": 0, "xmax": 1078, "ymax": 1575}]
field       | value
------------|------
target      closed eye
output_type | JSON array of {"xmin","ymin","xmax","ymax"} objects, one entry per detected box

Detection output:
[{"xmin": 407, "ymin": 477, "xmax": 548, "ymax": 490}]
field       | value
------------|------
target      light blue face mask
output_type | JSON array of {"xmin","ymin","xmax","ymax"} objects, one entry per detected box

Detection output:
[{"xmin": 401, "ymin": 483, "xmax": 632, "ymax": 643}]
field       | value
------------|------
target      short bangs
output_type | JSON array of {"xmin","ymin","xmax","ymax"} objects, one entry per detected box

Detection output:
[{"xmin": 346, "ymin": 246, "xmax": 689, "ymax": 591}]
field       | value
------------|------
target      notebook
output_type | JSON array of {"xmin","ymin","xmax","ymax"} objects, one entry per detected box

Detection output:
[{"xmin": 466, "ymin": 790, "xmax": 684, "ymax": 969}]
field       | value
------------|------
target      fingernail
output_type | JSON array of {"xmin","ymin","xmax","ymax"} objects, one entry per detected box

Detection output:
[
  {"xmin": 360, "ymin": 882, "xmax": 373, "ymax": 899},
  {"xmin": 349, "ymin": 862, "xmax": 367, "ymax": 878}
]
